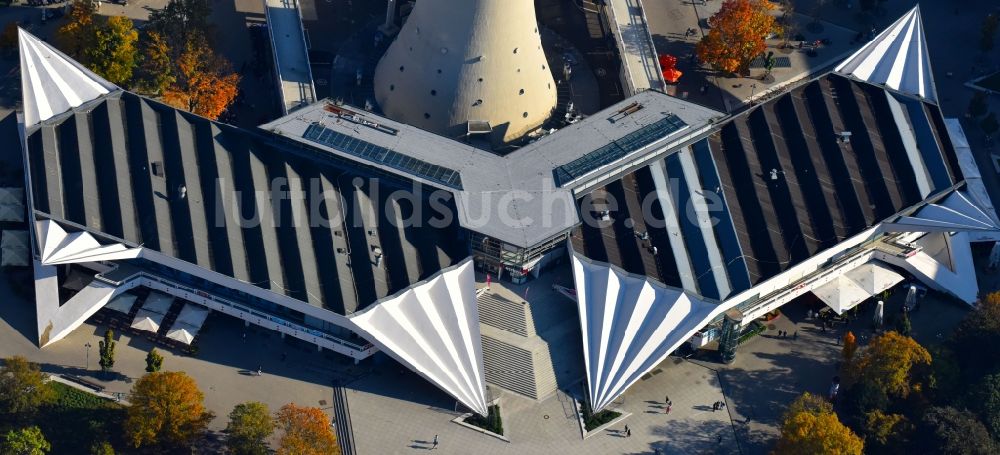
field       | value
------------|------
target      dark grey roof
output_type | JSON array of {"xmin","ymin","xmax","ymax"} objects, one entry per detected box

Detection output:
[
  {"xmin": 571, "ymin": 73, "xmax": 963, "ymax": 300},
  {"xmin": 25, "ymin": 91, "xmax": 466, "ymax": 314}
]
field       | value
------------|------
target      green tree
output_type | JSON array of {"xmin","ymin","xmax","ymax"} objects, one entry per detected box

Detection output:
[
  {"xmin": 896, "ymin": 310, "xmax": 911, "ymax": 337},
  {"xmin": 981, "ymin": 112, "xmax": 999, "ymax": 138},
  {"xmin": 841, "ymin": 381, "xmax": 890, "ymax": 431},
  {"xmin": 969, "ymin": 91, "xmax": 989, "ymax": 118},
  {"xmin": 0, "ymin": 356, "xmax": 54, "ymax": 418},
  {"xmin": 0, "ymin": 22, "xmax": 17, "ymax": 55},
  {"xmin": 967, "ymin": 371, "xmax": 1000, "ymax": 439},
  {"xmin": 914, "ymin": 407, "xmax": 998, "ymax": 455},
  {"xmin": 928, "ymin": 345, "xmax": 962, "ymax": 403},
  {"xmin": 862, "ymin": 409, "xmax": 912, "ymax": 452},
  {"xmin": 145, "ymin": 348, "xmax": 163, "ymax": 373},
  {"xmin": 55, "ymin": 0, "xmax": 97, "ymax": 59},
  {"xmin": 145, "ymin": 0, "xmax": 212, "ymax": 47},
  {"xmin": 225, "ymin": 402, "xmax": 274, "ymax": 455},
  {"xmin": 2, "ymin": 427, "xmax": 51, "ymax": 455},
  {"xmin": 981, "ymin": 14, "xmax": 999, "ymax": 53},
  {"xmin": 98, "ymin": 330, "xmax": 115, "ymax": 375},
  {"xmin": 135, "ymin": 31, "xmax": 175, "ymax": 95},
  {"xmin": 84, "ymin": 16, "xmax": 139, "ymax": 86},
  {"xmin": 123, "ymin": 371, "xmax": 214, "ymax": 449},
  {"xmin": 778, "ymin": 0, "xmax": 795, "ymax": 49},
  {"xmin": 951, "ymin": 293, "xmax": 1000, "ymax": 381},
  {"xmin": 89, "ymin": 441, "xmax": 114, "ymax": 455}
]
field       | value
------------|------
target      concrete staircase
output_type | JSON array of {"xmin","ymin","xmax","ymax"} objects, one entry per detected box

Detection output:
[
  {"xmin": 478, "ymin": 293, "xmax": 534, "ymax": 337},
  {"xmin": 331, "ymin": 385, "xmax": 357, "ymax": 455},
  {"xmin": 478, "ymin": 292, "xmax": 560, "ymax": 400}
]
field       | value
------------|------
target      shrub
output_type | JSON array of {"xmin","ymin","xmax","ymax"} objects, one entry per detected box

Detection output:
[
  {"xmin": 464, "ymin": 404, "xmax": 503, "ymax": 435},
  {"xmin": 580, "ymin": 399, "xmax": 621, "ymax": 431}
]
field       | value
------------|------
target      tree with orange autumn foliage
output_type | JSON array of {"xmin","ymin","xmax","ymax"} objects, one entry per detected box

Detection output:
[
  {"xmin": 696, "ymin": 0, "xmax": 777, "ymax": 74},
  {"xmin": 161, "ymin": 33, "xmax": 239, "ymax": 120},
  {"xmin": 775, "ymin": 406, "xmax": 864, "ymax": 454},
  {"xmin": 123, "ymin": 371, "xmax": 214, "ymax": 449},
  {"xmin": 842, "ymin": 331, "xmax": 857, "ymax": 362},
  {"xmin": 275, "ymin": 404, "xmax": 339, "ymax": 455},
  {"xmin": 845, "ymin": 331, "xmax": 931, "ymax": 399}
]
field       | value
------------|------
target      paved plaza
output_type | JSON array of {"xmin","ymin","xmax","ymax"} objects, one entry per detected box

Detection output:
[
  {"xmin": 0, "ymin": 281, "xmax": 346, "ymax": 436},
  {"xmin": 0, "ymin": 1, "xmax": 998, "ymax": 454},
  {"xmin": 348, "ymin": 352, "xmax": 740, "ymax": 454},
  {"xmin": 643, "ymin": 0, "xmax": 859, "ymax": 113}
]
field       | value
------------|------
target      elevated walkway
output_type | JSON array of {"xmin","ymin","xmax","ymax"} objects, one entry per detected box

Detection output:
[
  {"xmin": 265, "ymin": 0, "xmax": 316, "ymax": 114},
  {"xmin": 604, "ymin": 0, "xmax": 663, "ymax": 94}
]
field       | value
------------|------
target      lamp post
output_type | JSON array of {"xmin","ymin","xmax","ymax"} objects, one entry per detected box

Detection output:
[
  {"xmin": 84, "ymin": 342, "xmax": 92, "ymax": 370},
  {"xmin": 750, "ymin": 83, "xmax": 758, "ymax": 105}
]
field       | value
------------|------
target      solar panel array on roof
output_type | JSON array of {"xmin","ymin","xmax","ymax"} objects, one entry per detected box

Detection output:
[
  {"xmin": 554, "ymin": 114, "xmax": 688, "ymax": 186},
  {"xmin": 303, "ymin": 123, "xmax": 463, "ymax": 190}
]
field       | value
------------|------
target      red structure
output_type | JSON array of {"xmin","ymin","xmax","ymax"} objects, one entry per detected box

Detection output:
[{"xmin": 659, "ymin": 54, "xmax": 683, "ymax": 84}]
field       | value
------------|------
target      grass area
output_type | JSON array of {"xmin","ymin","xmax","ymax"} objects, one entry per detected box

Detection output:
[
  {"xmin": 978, "ymin": 71, "xmax": 1000, "ymax": 92},
  {"xmin": 464, "ymin": 404, "xmax": 503, "ymax": 435},
  {"xmin": 35, "ymin": 382, "xmax": 126, "ymax": 453},
  {"xmin": 580, "ymin": 399, "xmax": 622, "ymax": 432}
]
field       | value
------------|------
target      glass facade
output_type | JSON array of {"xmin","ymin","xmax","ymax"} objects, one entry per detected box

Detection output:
[{"xmin": 469, "ymin": 231, "xmax": 568, "ymax": 284}]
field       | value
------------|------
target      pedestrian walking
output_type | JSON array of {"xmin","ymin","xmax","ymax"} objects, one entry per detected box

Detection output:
[
  {"xmin": 744, "ymin": 415, "xmax": 751, "ymax": 424},
  {"xmin": 712, "ymin": 401, "xmax": 719, "ymax": 411},
  {"xmin": 793, "ymin": 331, "xmax": 798, "ymax": 340},
  {"xmin": 666, "ymin": 403, "xmax": 672, "ymax": 414},
  {"xmin": 717, "ymin": 434, "xmax": 723, "ymax": 444},
  {"xmin": 626, "ymin": 428, "xmax": 632, "ymax": 437},
  {"xmin": 665, "ymin": 395, "xmax": 670, "ymax": 405},
  {"xmin": 256, "ymin": 366, "xmax": 262, "ymax": 376},
  {"xmin": 432, "ymin": 434, "xmax": 438, "ymax": 450}
]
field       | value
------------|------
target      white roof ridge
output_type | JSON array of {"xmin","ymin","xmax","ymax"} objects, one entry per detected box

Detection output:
[
  {"xmin": 835, "ymin": 6, "xmax": 937, "ymax": 103},
  {"xmin": 18, "ymin": 28, "xmax": 119, "ymax": 128}
]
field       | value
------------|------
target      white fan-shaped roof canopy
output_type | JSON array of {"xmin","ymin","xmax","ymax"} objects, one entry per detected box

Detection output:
[
  {"xmin": 572, "ymin": 253, "xmax": 716, "ymax": 412},
  {"xmin": 350, "ymin": 259, "xmax": 489, "ymax": 416},
  {"xmin": 18, "ymin": 28, "xmax": 118, "ymax": 127},
  {"xmin": 34, "ymin": 219, "xmax": 142, "ymax": 265},
  {"xmin": 885, "ymin": 190, "xmax": 1000, "ymax": 233},
  {"xmin": 835, "ymin": 6, "xmax": 936, "ymax": 102}
]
